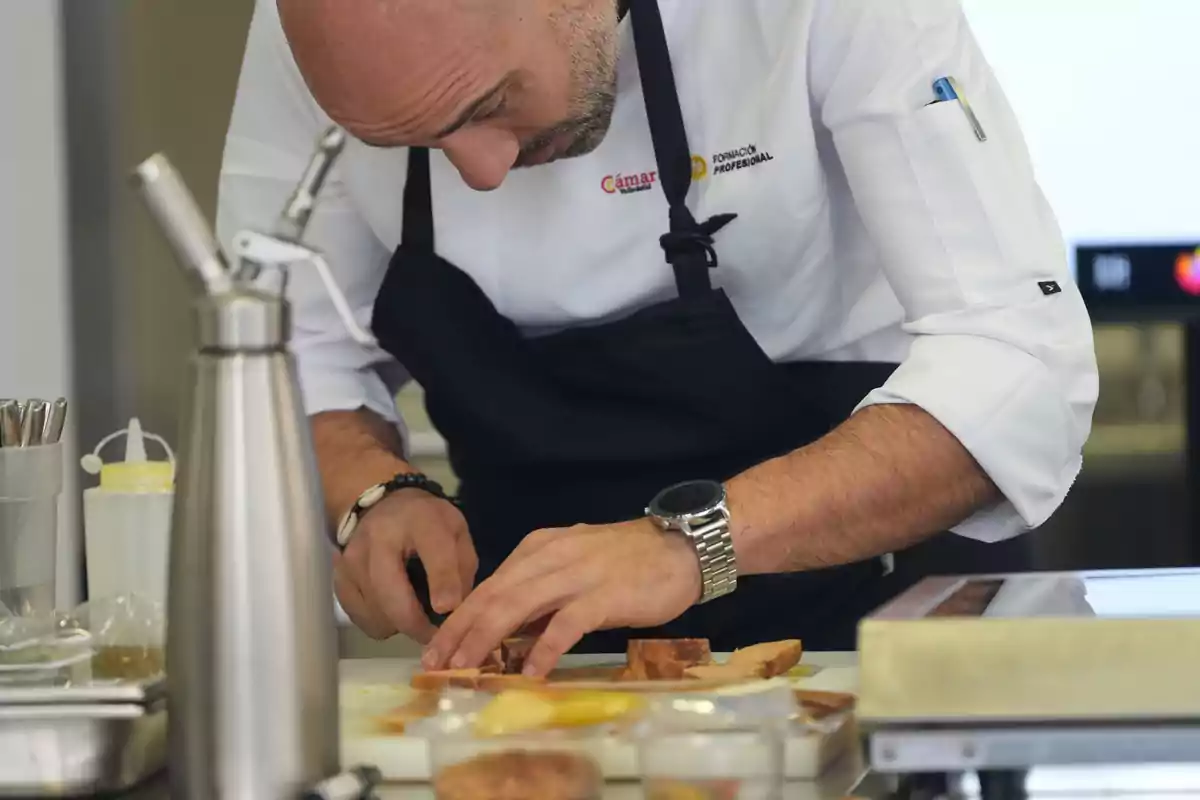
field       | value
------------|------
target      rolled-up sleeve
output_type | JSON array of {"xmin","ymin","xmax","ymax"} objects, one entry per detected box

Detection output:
[
  {"xmin": 215, "ymin": 0, "xmax": 407, "ymax": 428},
  {"xmin": 808, "ymin": 0, "xmax": 1099, "ymax": 541}
]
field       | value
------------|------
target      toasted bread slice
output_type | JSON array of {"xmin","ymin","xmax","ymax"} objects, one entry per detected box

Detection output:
[
  {"xmin": 794, "ymin": 689, "xmax": 856, "ymax": 719},
  {"xmin": 683, "ymin": 662, "xmax": 765, "ymax": 682},
  {"xmin": 410, "ymin": 668, "xmax": 484, "ymax": 691},
  {"xmin": 475, "ymin": 673, "xmax": 548, "ymax": 693},
  {"xmin": 626, "ymin": 638, "xmax": 713, "ymax": 681},
  {"xmin": 726, "ymin": 639, "xmax": 803, "ymax": 678},
  {"xmin": 377, "ymin": 690, "xmax": 441, "ymax": 734}
]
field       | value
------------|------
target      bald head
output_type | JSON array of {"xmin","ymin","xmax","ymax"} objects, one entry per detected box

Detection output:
[{"xmin": 277, "ymin": 0, "xmax": 620, "ymax": 190}]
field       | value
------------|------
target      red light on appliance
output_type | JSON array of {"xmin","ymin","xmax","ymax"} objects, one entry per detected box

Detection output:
[{"xmin": 1175, "ymin": 250, "xmax": 1200, "ymax": 296}]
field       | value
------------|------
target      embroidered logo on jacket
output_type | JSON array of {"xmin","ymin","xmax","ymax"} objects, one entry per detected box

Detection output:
[
  {"xmin": 708, "ymin": 142, "xmax": 774, "ymax": 175},
  {"xmin": 601, "ymin": 171, "xmax": 658, "ymax": 195},
  {"xmin": 600, "ymin": 142, "xmax": 773, "ymax": 195}
]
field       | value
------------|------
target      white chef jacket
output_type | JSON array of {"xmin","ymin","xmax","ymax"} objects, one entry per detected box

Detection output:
[{"xmin": 216, "ymin": 0, "xmax": 1099, "ymax": 543}]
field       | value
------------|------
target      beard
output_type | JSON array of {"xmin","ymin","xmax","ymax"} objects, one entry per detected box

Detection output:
[
  {"xmin": 514, "ymin": 2, "xmax": 619, "ymax": 168},
  {"xmin": 513, "ymin": 89, "xmax": 616, "ymax": 167}
]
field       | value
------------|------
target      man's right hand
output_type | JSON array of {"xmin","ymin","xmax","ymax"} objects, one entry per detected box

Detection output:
[{"xmin": 334, "ymin": 488, "xmax": 478, "ymax": 643}]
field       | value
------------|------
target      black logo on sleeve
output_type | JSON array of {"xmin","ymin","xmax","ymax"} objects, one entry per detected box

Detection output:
[{"xmin": 1038, "ymin": 281, "xmax": 1063, "ymax": 296}]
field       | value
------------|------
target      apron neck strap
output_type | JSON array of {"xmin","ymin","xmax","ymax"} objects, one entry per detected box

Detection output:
[
  {"xmin": 401, "ymin": 146, "xmax": 434, "ymax": 252},
  {"xmin": 629, "ymin": 0, "xmax": 735, "ymax": 297}
]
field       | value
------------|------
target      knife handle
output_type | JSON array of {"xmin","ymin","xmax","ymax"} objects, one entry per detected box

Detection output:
[{"xmin": 406, "ymin": 559, "xmax": 448, "ymax": 626}]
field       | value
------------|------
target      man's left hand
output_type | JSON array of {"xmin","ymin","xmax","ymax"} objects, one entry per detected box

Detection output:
[{"xmin": 422, "ymin": 519, "xmax": 702, "ymax": 676}]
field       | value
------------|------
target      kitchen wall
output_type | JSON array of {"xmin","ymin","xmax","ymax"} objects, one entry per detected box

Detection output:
[
  {"xmin": 56, "ymin": 0, "xmax": 254, "ymax": 604},
  {"xmin": 0, "ymin": 2, "xmax": 77, "ymax": 607},
  {"xmin": 63, "ymin": 0, "xmax": 253, "ymax": 453}
]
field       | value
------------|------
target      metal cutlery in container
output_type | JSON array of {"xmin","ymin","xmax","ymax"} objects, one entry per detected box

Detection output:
[{"xmin": 0, "ymin": 399, "xmax": 68, "ymax": 448}]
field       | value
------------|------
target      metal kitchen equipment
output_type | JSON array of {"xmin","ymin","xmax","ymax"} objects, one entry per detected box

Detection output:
[
  {"xmin": 858, "ymin": 568, "xmax": 1200, "ymax": 776},
  {"xmin": 132, "ymin": 127, "xmax": 373, "ymax": 799},
  {"xmin": 0, "ymin": 677, "xmax": 167, "ymax": 797},
  {"xmin": 0, "ymin": 439, "xmax": 64, "ymax": 615}
]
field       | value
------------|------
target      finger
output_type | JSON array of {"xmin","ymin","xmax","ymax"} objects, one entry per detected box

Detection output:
[
  {"xmin": 333, "ymin": 565, "xmax": 394, "ymax": 640},
  {"xmin": 413, "ymin": 522, "xmax": 468, "ymax": 614},
  {"xmin": 339, "ymin": 540, "xmax": 399, "ymax": 636},
  {"xmin": 518, "ymin": 614, "xmax": 553, "ymax": 637},
  {"xmin": 523, "ymin": 597, "xmax": 609, "ymax": 676},
  {"xmin": 455, "ymin": 529, "xmax": 479, "ymax": 597},
  {"xmin": 369, "ymin": 545, "xmax": 437, "ymax": 644},
  {"xmin": 441, "ymin": 569, "xmax": 588, "ymax": 670},
  {"xmin": 424, "ymin": 539, "xmax": 579, "ymax": 669}
]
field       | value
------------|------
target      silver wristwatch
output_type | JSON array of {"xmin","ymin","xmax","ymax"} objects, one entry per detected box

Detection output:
[{"xmin": 646, "ymin": 480, "xmax": 738, "ymax": 604}]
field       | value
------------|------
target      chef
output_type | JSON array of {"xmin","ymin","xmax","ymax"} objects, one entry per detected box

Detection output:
[{"xmin": 217, "ymin": 0, "xmax": 1098, "ymax": 675}]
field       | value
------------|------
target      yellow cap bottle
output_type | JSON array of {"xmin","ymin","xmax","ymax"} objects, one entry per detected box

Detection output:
[{"xmin": 80, "ymin": 419, "xmax": 175, "ymax": 603}]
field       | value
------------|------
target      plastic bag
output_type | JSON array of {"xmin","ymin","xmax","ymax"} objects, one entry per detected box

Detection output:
[
  {"xmin": 0, "ymin": 593, "xmax": 164, "ymax": 686},
  {"xmin": 0, "ymin": 606, "xmax": 93, "ymax": 685},
  {"xmin": 73, "ymin": 593, "xmax": 165, "ymax": 680}
]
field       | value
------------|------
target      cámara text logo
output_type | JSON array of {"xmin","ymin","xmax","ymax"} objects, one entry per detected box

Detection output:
[{"xmin": 601, "ymin": 170, "xmax": 658, "ymax": 195}]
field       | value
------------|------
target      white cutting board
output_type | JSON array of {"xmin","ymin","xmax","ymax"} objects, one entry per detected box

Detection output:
[{"xmin": 339, "ymin": 654, "xmax": 859, "ymax": 782}]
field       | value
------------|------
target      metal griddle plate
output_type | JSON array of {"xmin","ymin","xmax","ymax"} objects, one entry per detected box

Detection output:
[
  {"xmin": 856, "ymin": 568, "xmax": 1200, "ymax": 727},
  {"xmin": 0, "ymin": 675, "xmax": 164, "ymax": 707}
]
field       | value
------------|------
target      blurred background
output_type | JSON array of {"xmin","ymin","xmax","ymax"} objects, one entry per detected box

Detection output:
[{"xmin": 2, "ymin": 0, "xmax": 1199, "ymax": 611}]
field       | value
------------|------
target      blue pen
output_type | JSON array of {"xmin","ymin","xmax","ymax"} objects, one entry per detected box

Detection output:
[{"xmin": 933, "ymin": 76, "xmax": 988, "ymax": 142}]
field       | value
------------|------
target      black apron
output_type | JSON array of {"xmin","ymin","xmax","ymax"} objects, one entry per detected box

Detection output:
[{"xmin": 371, "ymin": 0, "xmax": 1032, "ymax": 652}]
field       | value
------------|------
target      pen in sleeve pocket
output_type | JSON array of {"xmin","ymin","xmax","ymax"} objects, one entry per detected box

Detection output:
[{"xmin": 933, "ymin": 76, "xmax": 988, "ymax": 143}]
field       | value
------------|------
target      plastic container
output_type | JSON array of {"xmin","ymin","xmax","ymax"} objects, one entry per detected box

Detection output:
[
  {"xmin": 0, "ymin": 443, "xmax": 63, "ymax": 616},
  {"xmin": 637, "ymin": 682, "xmax": 794, "ymax": 800},
  {"xmin": 80, "ymin": 419, "xmax": 174, "ymax": 605},
  {"xmin": 417, "ymin": 687, "xmax": 646, "ymax": 800}
]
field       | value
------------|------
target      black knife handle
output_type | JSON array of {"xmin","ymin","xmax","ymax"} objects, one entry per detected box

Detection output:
[{"xmin": 406, "ymin": 558, "xmax": 448, "ymax": 625}]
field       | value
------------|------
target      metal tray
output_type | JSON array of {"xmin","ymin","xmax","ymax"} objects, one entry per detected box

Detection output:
[
  {"xmin": 0, "ymin": 678, "xmax": 167, "ymax": 797},
  {"xmin": 0, "ymin": 676, "xmax": 164, "ymax": 706}
]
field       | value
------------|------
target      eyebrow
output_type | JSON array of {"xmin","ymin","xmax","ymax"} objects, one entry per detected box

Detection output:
[{"xmin": 433, "ymin": 75, "xmax": 514, "ymax": 139}]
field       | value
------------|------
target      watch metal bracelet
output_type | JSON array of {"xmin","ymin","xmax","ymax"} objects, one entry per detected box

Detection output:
[{"xmin": 689, "ymin": 514, "xmax": 738, "ymax": 603}]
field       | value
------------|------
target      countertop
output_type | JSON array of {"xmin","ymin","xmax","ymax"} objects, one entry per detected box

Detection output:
[
  {"xmin": 111, "ymin": 651, "xmax": 1200, "ymax": 799},
  {"xmin": 335, "ymin": 652, "xmax": 873, "ymax": 799},
  {"xmin": 121, "ymin": 652, "xmax": 878, "ymax": 800}
]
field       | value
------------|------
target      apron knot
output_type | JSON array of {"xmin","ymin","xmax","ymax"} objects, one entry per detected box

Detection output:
[{"xmin": 659, "ymin": 212, "xmax": 739, "ymax": 270}]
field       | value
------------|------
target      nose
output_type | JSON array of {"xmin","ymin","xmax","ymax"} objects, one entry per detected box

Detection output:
[{"xmin": 440, "ymin": 128, "xmax": 520, "ymax": 191}]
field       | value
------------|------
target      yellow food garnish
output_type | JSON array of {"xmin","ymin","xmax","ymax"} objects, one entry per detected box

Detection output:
[
  {"xmin": 786, "ymin": 665, "xmax": 819, "ymax": 679},
  {"xmin": 473, "ymin": 689, "xmax": 645, "ymax": 737}
]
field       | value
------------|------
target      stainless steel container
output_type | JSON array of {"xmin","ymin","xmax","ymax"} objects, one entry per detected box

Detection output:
[
  {"xmin": 132, "ymin": 130, "xmax": 362, "ymax": 799},
  {"xmin": 0, "ymin": 442, "xmax": 63, "ymax": 616},
  {"xmin": 0, "ymin": 679, "xmax": 167, "ymax": 797},
  {"xmin": 859, "ymin": 568, "xmax": 1200, "ymax": 774},
  {"xmin": 858, "ymin": 568, "xmax": 1200, "ymax": 725}
]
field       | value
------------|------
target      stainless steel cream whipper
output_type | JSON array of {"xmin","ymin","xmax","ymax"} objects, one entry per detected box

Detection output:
[{"xmin": 132, "ymin": 128, "xmax": 374, "ymax": 799}]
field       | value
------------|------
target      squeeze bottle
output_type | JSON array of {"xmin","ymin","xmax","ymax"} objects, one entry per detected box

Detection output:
[{"xmin": 81, "ymin": 418, "xmax": 175, "ymax": 605}]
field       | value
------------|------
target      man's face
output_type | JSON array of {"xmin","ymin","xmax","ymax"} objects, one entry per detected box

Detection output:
[{"xmin": 278, "ymin": 0, "xmax": 620, "ymax": 191}]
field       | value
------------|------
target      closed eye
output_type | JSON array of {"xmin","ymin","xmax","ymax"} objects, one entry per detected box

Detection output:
[{"xmin": 434, "ymin": 75, "xmax": 515, "ymax": 140}]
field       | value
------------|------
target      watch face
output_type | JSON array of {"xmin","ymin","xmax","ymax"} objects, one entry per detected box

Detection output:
[{"xmin": 651, "ymin": 480, "xmax": 724, "ymax": 518}]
